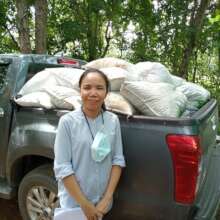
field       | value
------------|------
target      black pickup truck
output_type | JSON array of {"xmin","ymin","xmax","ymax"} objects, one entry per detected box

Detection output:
[{"xmin": 0, "ymin": 54, "xmax": 220, "ymax": 220}]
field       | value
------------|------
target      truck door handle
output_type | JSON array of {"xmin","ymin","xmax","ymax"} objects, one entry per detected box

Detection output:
[{"xmin": 0, "ymin": 108, "xmax": 4, "ymax": 117}]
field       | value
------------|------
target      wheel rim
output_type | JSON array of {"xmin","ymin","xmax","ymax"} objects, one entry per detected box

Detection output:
[{"xmin": 26, "ymin": 186, "xmax": 59, "ymax": 220}]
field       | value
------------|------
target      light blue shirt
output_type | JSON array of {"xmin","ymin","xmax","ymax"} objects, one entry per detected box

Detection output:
[{"xmin": 54, "ymin": 108, "xmax": 126, "ymax": 208}]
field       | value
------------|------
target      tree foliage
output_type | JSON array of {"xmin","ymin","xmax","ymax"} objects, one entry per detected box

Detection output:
[
  {"xmin": 0, "ymin": 0, "xmax": 18, "ymax": 52},
  {"xmin": 0, "ymin": 0, "xmax": 219, "ymax": 97},
  {"xmin": 46, "ymin": 0, "xmax": 125, "ymax": 61}
]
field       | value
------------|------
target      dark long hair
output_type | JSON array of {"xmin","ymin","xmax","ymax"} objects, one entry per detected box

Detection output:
[{"xmin": 79, "ymin": 68, "xmax": 110, "ymax": 110}]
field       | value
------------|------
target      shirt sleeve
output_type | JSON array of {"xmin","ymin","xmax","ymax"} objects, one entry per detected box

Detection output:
[
  {"xmin": 112, "ymin": 116, "xmax": 126, "ymax": 167},
  {"xmin": 54, "ymin": 116, "xmax": 75, "ymax": 180}
]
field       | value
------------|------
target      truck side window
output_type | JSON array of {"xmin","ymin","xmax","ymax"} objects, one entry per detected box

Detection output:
[{"xmin": 0, "ymin": 65, "xmax": 9, "ymax": 91}]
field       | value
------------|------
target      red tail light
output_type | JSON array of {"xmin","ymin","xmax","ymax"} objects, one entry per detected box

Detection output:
[
  {"xmin": 166, "ymin": 135, "xmax": 202, "ymax": 204},
  {"xmin": 57, "ymin": 58, "xmax": 79, "ymax": 66}
]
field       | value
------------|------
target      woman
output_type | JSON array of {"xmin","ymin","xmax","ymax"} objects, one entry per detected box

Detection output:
[{"xmin": 54, "ymin": 68, "xmax": 126, "ymax": 220}]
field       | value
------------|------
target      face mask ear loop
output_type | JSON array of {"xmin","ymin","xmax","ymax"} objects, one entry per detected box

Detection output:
[{"xmin": 81, "ymin": 107, "xmax": 105, "ymax": 139}]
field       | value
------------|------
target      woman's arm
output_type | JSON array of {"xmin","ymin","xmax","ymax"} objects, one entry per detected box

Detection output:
[
  {"xmin": 63, "ymin": 175, "xmax": 102, "ymax": 220},
  {"xmin": 96, "ymin": 165, "xmax": 122, "ymax": 214},
  {"xmin": 96, "ymin": 116, "xmax": 125, "ymax": 215}
]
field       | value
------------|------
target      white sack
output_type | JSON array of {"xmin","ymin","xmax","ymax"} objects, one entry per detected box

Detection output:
[
  {"xmin": 176, "ymin": 82, "xmax": 210, "ymax": 108},
  {"xmin": 19, "ymin": 70, "xmax": 57, "ymax": 95},
  {"xmin": 47, "ymin": 68, "xmax": 84, "ymax": 90},
  {"xmin": 134, "ymin": 62, "xmax": 174, "ymax": 84},
  {"xmin": 45, "ymin": 86, "xmax": 81, "ymax": 110},
  {"xmin": 15, "ymin": 92, "xmax": 53, "ymax": 109},
  {"xmin": 100, "ymin": 67, "xmax": 127, "ymax": 91},
  {"xmin": 105, "ymin": 92, "xmax": 136, "ymax": 115},
  {"xmin": 19, "ymin": 68, "xmax": 84, "ymax": 95},
  {"xmin": 171, "ymin": 75, "xmax": 186, "ymax": 87},
  {"xmin": 84, "ymin": 57, "xmax": 134, "ymax": 72},
  {"xmin": 181, "ymin": 104, "xmax": 199, "ymax": 118},
  {"xmin": 120, "ymin": 81, "xmax": 187, "ymax": 117},
  {"xmin": 84, "ymin": 57, "xmax": 137, "ymax": 81}
]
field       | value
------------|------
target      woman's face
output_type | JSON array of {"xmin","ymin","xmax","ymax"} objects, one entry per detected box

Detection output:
[{"xmin": 80, "ymin": 72, "xmax": 107, "ymax": 113}]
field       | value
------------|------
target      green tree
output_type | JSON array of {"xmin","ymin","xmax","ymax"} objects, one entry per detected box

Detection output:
[
  {"xmin": 46, "ymin": 0, "xmax": 126, "ymax": 60},
  {"xmin": 0, "ymin": 0, "xmax": 19, "ymax": 52},
  {"xmin": 122, "ymin": 0, "xmax": 157, "ymax": 62},
  {"xmin": 178, "ymin": 0, "xmax": 211, "ymax": 79}
]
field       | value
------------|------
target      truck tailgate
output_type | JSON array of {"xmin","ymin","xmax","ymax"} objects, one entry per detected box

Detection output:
[
  {"xmin": 192, "ymin": 100, "xmax": 220, "ymax": 219},
  {"xmin": 194, "ymin": 99, "xmax": 219, "ymax": 193}
]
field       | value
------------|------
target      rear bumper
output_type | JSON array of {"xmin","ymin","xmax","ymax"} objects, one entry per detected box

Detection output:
[{"xmin": 194, "ymin": 143, "xmax": 220, "ymax": 220}]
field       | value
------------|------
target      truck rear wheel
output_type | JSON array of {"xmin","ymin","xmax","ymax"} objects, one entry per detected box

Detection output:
[{"xmin": 18, "ymin": 164, "xmax": 59, "ymax": 220}]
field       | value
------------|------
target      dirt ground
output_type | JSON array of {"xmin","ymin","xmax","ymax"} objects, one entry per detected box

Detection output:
[{"xmin": 0, "ymin": 198, "xmax": 22, "ymax": 220}]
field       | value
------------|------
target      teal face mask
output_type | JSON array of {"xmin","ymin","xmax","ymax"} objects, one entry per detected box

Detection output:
[{"xmin": 91, "ymin": 129, "xmax": 111, "ymax": 162}]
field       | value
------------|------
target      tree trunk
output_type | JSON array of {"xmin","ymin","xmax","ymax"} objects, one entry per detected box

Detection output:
[
  {"xmin": 192, "ymin": 50, "xmax": 198, "ymax": 83},
  {"xmin": 15, "ymin": 0, "xmax": 31, "ymax": 53},
  {"xmin": 178, "ymin": 0, "xmax": 211, "ymax": 79},
  {"xmin": 101, "ymin": 21, "xmax": 112, "ymax": 58},
  {"xmin": 35, "ymin": 0, "xmax": 48, "ymax": 54}
]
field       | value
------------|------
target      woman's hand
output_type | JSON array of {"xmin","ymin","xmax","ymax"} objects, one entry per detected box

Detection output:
[
  {"xmin": 63, "ymin": 175, "xmax": 102, "ymax": 219},
  {"xmin": 81, "ymin": 199, "xmax": 103, "ymax": 220},
  {"xmin": 96, "ymin": 165, "xmax": 122, "ymax": 216},
  {"xmin": 96, "ymin": 196, "xmax": 112, "ymax": 215}
]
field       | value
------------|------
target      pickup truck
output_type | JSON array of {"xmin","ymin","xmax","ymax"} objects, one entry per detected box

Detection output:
[{"xmin": 0, "ymin": 54, "xmax": 220, "ymax": 220}]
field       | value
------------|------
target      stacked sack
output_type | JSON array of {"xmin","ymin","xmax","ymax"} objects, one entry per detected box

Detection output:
[
  {"xmin": 15, "ymin": 57, "xmax": 210, "ymax": 118},
  {"xmin": 16, "ymin": 68, "xmax": 83, "ymax": 110},
  {"xmin": 84, "ymin": 57, "xmax": 137, "ymax": 115},
  {"xmin": 15, "ymin": 58, "xmax": 137, "ymax": 114},
  {"xmin": 120, "ymin": 62, "xmax": 187, "ymax": 117},
  {"xmin": 84, "ymin": 58, "xmax": 210, "ymax": 117}
]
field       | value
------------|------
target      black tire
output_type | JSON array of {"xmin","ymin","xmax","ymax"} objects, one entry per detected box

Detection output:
[{"xmin": 18, "ymin": 164, "xmax": 59, "ymax": 220}]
